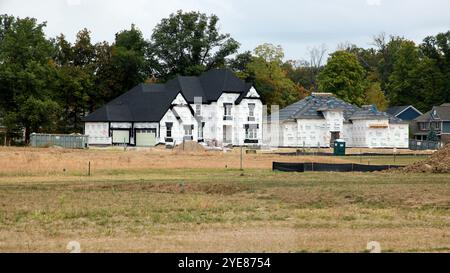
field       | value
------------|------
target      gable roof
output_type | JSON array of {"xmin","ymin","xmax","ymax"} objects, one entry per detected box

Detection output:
[
  {"xmin": 82, "ymin": 83, "xmax": 180, "ymax": 122},
  {"xmin": 350, "ymin": 105, "xmax": 405, "ymax": 123},
  {"xmin": 386, "ymin": 105, "xmax": 422, "ymax": 117},
  {"xmin": 82, "ymin": 69, "xmax": 254, "ymax": 122},
  {"xmin": 415, "ymin": 103, "xmax": 450, "ymax": 122},
  {"xmin": 270, "ymin": 93, "xmax": 406, "ymax": 124},
  {"xmin": 272, "ymin": 93, "xmax": 359, "ymax": 122}
]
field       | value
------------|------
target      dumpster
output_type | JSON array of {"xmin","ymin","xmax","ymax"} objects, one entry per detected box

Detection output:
[{"xmin": 333, "ymin": 139, "xmax": 346, "ymax": 156}]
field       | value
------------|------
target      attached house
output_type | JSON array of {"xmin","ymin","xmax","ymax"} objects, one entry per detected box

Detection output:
[
  {"xmin": 412, "ymin": 103, "xmax": 450, "ymax": 143},
  {"xmin": 386, "ymin": 105, "xmax": 422, "ymax": 121},
  {"xmin": 268, "ymin": 93, "xmax": 409, "ymax": 148},
  {"xmin": 82, "ymin": 69, "xmax": 263, "ymax": 147}
]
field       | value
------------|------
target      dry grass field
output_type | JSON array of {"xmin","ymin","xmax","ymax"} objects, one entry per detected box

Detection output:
[{"xmin": 0, "ymin": 147, "xmax": 448, "ymax": 252}]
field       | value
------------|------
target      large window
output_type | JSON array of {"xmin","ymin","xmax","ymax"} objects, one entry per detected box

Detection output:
[
  {"xmin": 198, "ymin": 122, "xmax": 205, "ymax": 139},
  {"xmin": 245, "ymin": 125, "xmax": 258, "ymax": 139},
  {"xmin": 166, "ymin": 122, "xmax": 173, "ymax": 137}
]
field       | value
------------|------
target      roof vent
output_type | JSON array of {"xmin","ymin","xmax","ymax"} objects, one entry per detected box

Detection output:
[{"xmin": 311, "ymin": 92, "xmax": 334, "ymax": 97}]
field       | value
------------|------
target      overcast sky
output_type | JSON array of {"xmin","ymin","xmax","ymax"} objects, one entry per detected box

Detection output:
[{"xmin": 1, "ymin": 0, "xmax": 450, "ymax": 61}]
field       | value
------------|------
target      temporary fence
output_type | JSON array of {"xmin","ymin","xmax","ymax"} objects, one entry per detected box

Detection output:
[
  {"xmin": 30, "ymin": 133, "xmax": 88, "ymax": 149},
  {"xmin": 272, "ymin": 162, "xmax": 403, "ymax": 172}
]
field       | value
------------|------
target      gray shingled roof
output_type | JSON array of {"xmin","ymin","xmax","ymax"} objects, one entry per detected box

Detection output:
[
  {"xmin": 82, "ymin": 69, "xmax": 253, "ymax": 122},
  {"xmin": 271, "ymin": 93, "xmax": 359, "ymax": 122},
  {"xmin": 415, "ymin": 103, "xmax": 450, "ymax": 122},
  {"xmin": 350, "ymin": 105, "xmax": 406, "ymax": 124},
  {"xmin": 270, "ymin": 93, "xmax": 406, "ymax": 124},
  {"xmin": 386, "ymin": 106, "xmax": 410, "ymax": 116}
]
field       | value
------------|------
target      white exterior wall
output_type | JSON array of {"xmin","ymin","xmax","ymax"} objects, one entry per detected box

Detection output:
[
  {"xmin": 85, "ymin": 122, "xmax": 111, "ymax": 145},
  {"xmin": 388, "ymin": 124, "xmax": 409, "ymax": 148},
  {"xmin": 193, "ymin": 90, "xmax": 262, "ymax": 146},
  {"xmin": 160, "ymin": 93, "xmax": 199, "ymax": 145},
  {"xmin": 322, "ymin": 110, "xmax": 344, "ymax": 132},
  {"xmin": 342, "ymin": 123, "xmax": 353, "ymax": 146},
  {"xmin": 297, "ymin": 119, "xmax": 330, "ymax": 147},
  {"xmin": 350, "ymin": 119, "xmax": 409, "ymax": 148},
  {"xmin": 275, "ymin": 118, "xmax": 409, "ymax": 149}
]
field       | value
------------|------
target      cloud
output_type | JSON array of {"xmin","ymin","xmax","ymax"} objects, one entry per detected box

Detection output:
[
  {"xmin": 1, "ymin": 0, "xmax": 450, "ymax": 60},
  {"xmin": 366, "ymin": 0, "xmax": 382, "ymax": 6},
  {"xmin": 66, "ymin": 0, "xmax": 81, "ymax": 6}
]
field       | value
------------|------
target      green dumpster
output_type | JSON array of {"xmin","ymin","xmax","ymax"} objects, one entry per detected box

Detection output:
[{"xmin": 333, "ymin": 139, "xmax": 346, "ymax": 156}]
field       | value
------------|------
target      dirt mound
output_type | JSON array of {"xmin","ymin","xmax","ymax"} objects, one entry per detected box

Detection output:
[
  {"xmin": 401, "ymin": 144, "xmax": 450, "ymax": 173},
  {"xmin": 173, "ymin": 141, "xmax": 205, "ymax": 153}
]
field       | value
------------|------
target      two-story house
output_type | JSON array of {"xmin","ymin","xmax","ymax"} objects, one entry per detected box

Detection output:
[
  {"xmin": 412, "ymin": 103, "xmax": 450, "ymax": 143},
  {"xmin": 82, "ymin": 69, "xmax": 263, "ymax": 147}
]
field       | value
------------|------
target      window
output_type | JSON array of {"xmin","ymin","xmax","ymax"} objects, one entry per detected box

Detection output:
[
  {"xmin": 195, "ymin": 104, "xmax": 201, "ymax": 117},
  {"xmin": 419, "ymin": 122, "xmax": 430, "ymax": 131},
  {"xmin": 245, "ymin": 124, "xmax": 258, "ymax": 139},
  {"xmin": 166, "ymin": 123, "xmax": 173, "ymax": 137},
  {"xmin": 248, "ymin": 103, "xmax": 255, "ymax": 121},
  {"xmin": 223, "ymin": 103, "xmax": 232, "ymax": 120},
  {"xmin": 184, "ymin": 125, "xmax": 193, "ymax": 137},
  {"xmin": 198, "ymin": 122, "xmax": 205, "ymax": 139},
  {"xmin": 431, "ymin": 122, "xmax": 441, "ymax": 130}
]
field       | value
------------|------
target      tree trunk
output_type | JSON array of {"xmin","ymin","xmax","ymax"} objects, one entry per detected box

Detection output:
[{"xmin": 24, "ymin": 126, "xmax": 31, "ymax": 145}]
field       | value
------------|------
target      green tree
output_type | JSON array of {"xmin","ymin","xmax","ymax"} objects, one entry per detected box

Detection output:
[
  {"xmin": 148, "ymin": 10, "xmax": 239, "ymax": 80},
  {"xmin": 364, "ymin": 82, "xmax": 388, "ymax": 111},
  {"xmin": 386, "ymin": 40, "xmax": 444, "ymax": 111},
  {"xmin": 53, "ymin": 31, "xmax": 95, "ymax": 133},
  {"xmin": 227, "ymin": 51, "xmax": 253, "ymax": 80},
  {"xmin": 317, "ymin": 51, "xmax": 367, "ymax": 106},
  {"xmin": 0, "ymin": 15, "xmax": 59, "ymax": 143},
  {"xmin": 247, "ymin": 44, "xmax": 305, "ymax": 107},
  {"xmin": 420, "ymin": 31, "xmax": 450, "ymax": 105}
]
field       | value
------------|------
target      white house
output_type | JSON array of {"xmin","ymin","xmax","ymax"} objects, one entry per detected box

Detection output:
[
  {"xmin": 267, "ymin": 93, "xmax": 409, "ymax": 148},
  {"xmin": 82, "ymin": 69, "xmax": 263, "ymax": 147}
]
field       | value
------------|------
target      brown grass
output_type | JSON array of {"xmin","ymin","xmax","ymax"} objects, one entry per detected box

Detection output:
[
  {"xmin": 0, "ymin": 167, "xmax": 448, "ymax": 252},
  {"xmin": 0, "ymin": 147, "xmax": 447, "ymax": 252},
  {"xmin": 0, "ymin": 146, "xmax": 353, "ymax": 176}
]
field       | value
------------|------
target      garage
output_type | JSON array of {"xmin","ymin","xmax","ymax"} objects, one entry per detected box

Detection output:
[
  {"xmin": 112, "ymin": 130, "xmax": 130, "ymax": 144},
  {"xmin": 135, "ymin": 129, "xmax": 157, "ymax": 147}
]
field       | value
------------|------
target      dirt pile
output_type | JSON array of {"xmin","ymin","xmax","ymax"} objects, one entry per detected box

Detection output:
[
  {"xmin": 173, "ymin": 141, "xmax": 205, "ymax": 153},
  {"xmin": 402, "ymin": 144, "xmax": 450, "ymax": 173}
]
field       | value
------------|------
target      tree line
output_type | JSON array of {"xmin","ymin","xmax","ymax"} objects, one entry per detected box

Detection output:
[{"xmin": 1, "ymin": 10, "xmax": 449, "ymax": 144}]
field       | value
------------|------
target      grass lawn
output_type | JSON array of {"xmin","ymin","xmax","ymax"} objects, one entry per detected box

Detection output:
[{"xmin": 0, "ymin": 168, "xmax": 449, "ymax": 252}]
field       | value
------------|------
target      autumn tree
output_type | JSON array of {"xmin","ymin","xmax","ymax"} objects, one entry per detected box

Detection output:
[{"xmin": 247, "ymin": 44, "xmax": 305, "ymax": 108}]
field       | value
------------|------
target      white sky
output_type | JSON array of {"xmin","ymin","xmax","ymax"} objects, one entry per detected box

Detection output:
[{"xmin": 1, "ymin": 0, "xmax": 450, "ymax": 61}]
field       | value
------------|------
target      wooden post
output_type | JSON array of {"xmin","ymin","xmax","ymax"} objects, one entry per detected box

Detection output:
[
  {"xmin": 88, "ymin": 161, "xmax": 91, "ymax": 176},
  {"xmin": 240, "ymin": 146, "xmax": 243, "ymax": 171}
]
